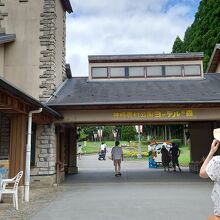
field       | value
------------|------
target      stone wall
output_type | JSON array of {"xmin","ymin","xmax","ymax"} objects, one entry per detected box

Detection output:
[
  {"xmin": 39, "ymin": 0, "xmax": 57, "ymax": 102},
  {"xmin": 0, "ymin": 0, "xmax": 29, "ymax": 35},
  {"xmin": 39, "ymin": 0, "xmax": 67, "ymax": 102},
  {"xmin": 35, "ymin": 124, "xmax": 56, "ymax": 176},
  {"xmin": 0, "ymin": 0, "xmax": 8, "ymax": 34},
  {"xmin": 62, "ymin": 12, "xmax": 66, "ymax": 81}
]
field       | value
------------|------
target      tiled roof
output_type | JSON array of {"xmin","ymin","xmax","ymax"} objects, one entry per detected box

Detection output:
[{"xmin": 47, "ymin": 73, "xmax": 220, "ymax": 107}]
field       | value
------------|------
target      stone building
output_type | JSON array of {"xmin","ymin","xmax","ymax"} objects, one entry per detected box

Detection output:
[{"xmin": 0, "ymin": 0, "xmax": 73, "ymax": 193}]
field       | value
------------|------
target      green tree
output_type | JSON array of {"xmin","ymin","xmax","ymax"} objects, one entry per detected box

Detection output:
[
  {"xmin": 103, "ymin": 126, "xmax": 114, "ymax": 140},
  {"xmin": 172, "ymin": 0, "xmax": 220, "ymax": 70},
  {"xmin": 81, "ymin": 126, "xmax": 97, "ymax": 141},
  {"xmin": 121, "ymin": 125, "xmax": 136, "ymax": 142},
  {"xmin": 172, "ymin": 36, "xmax": 185, "ymax": 53}
]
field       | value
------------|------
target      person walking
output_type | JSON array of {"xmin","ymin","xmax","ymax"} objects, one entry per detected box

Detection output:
[
  {"xmin": 161, "ymin": 145, "xmax": 171, "ymax": 172},
  {"xmin": 200, "ymin": 128, "xmax": 220, "ymax": 220},
  {"xmin": 170, "ymin": 143, "xmax": 181, "ymax": 172},
  {"xmin": 99, "ymin": 142, "xmax": 107, "ymax": 160},
  {"xmin": 111, "ymin": 141, "xmax": 123, "ymax": 177}
]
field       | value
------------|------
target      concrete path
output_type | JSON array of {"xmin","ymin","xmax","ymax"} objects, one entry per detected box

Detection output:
[{"xmin": 30, "ymin": 154, "xmax": 213, "ymax": 220}]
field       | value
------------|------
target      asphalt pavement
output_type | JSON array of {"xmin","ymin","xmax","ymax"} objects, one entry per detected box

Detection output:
[{"xmin": 30, "ymin": 152, "xmax": 213, "ymax": 220}]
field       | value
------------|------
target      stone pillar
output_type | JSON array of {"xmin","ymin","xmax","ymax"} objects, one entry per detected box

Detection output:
[
  {"xmin": 32, "ymin": 123, "xmax": 57, "ymax": 185},
  {"xmin": 189, "ymin": 122, "xmax": 213, "ymax": 162},
  {"xmin": 62, "ymin": 12, "xmax": 66, "ymax": 81},
  {"xmin": 39, "ymin": 0, "xmax": 57, "ymax": 102},
  {"xmin": 66, "ymin": 126, "xmax": 78, "ymax": 174}
]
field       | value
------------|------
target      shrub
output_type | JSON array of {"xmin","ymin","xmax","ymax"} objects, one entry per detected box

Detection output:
[
  {"xmin": 141, "ymin": 141, "xmax": 150, "ymax": 146},
  {"xmin": 123, "ymin": 150, "xmax": 148, "ymax": 158},
  {"xmin": 170, "ymin": 139, "xmax": 182, "ymax": 146}
]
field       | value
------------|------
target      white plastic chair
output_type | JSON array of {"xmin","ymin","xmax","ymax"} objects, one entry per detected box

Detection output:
[{"xmin": 0, "ymin": 171, "xmax": 23, "ymax": 210}]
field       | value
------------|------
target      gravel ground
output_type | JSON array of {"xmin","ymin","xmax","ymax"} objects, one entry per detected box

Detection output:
[{"xmin": 0, "ymin": 186, "xmax": 70, "ymax": 220}]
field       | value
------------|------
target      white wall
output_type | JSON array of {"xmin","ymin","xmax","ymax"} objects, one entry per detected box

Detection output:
[{"xmin": 3, "ymin": 0, "xmax": 44, "ymax": 99}]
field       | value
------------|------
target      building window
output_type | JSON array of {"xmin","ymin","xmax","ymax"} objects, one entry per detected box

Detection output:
[
  {"xmin": 184, "ymin": 65, "xmax": 201, "ymax": 76},
  {"xmin": 109, "ymin": 67, "xmax": 125, "ymax": 78},
  {"xmin": 128, "ymin": 67, "xmax": 145, "ymax": 77},
  {"xmin": 91, "ymin": 67, "xmax": 108, "ymax": 78},
  {"xmin": 165, "ymin": 66, "xmax": 182, "ymax": 77},
  {"xmin": 147, "ymin": 66, "xmax": 162, "ymax": 77},
  {"xmin": 0, "ymin": 113, "xmax": 10, "ymax": 160}
]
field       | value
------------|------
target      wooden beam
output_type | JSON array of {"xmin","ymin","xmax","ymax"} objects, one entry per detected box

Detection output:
[{"xmin": 0, "ymin": 90, "xmax": 33, "ymax": 114}]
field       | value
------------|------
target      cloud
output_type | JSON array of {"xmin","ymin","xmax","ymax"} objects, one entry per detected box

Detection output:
[{"xmin": 66, "ymin": 0, "xmax": 201, "ymax": 76}]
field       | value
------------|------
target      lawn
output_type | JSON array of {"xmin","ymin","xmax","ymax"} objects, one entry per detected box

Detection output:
[
  {"xmin": 79, "ymin": 141, "xmax": 129, "ymax": 154},
  {"xmin": 79, "ymin": 141, "xmax": 190, "ymax": 166},
  {"xmin": 178, "ymin": 145, "xmax": 190, "ymax": 166}
]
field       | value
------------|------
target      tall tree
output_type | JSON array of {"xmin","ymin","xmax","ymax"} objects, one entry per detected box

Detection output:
[
  {"xmin": 172, "ymin": 36, "xmax": 185, "ymax": 53},
  {"xmin": 121, "ymin": 125, "xmax": 136, "ymax": 142},
  {"xmin": 172, "ymin": 0, "xmax": 220, "ymax": 70}
]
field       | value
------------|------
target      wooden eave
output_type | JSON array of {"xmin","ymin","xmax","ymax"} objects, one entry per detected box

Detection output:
[
  {"xmin": 89, "ymin": 57, "xmax": 203, "ymax": 63},
  {"xmin": 0, "ymin": 90, "xmax": 60, "ymax": 124},
  {"xmin": 48, "ymin": 102, "xmax": 220, "ymax": 111},
  {"xmin": 0, "ymin": 90, "xmax": 32, "ymax": 114}
]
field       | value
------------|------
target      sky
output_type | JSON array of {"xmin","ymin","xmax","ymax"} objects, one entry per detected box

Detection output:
[{"xmin": 66, "ymin": 0, "xmax": 201, "ymax": 77}]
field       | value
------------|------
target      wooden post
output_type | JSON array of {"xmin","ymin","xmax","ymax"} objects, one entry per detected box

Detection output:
[
  {"xmin": 65, "ymin": 126, "xmax": 78, "ymax": 174},
  {"xmin": 9, "ymin": 114, "xmax": 27, "ymax": 185}
]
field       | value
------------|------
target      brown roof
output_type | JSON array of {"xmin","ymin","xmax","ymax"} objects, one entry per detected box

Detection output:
[
  {"xmin": 89, "ymin": 53, "xmax": 204, "ymax": 63},
  {"xmin": 206, "ymin": 44, "xmax": 220, "ymax": 73}
]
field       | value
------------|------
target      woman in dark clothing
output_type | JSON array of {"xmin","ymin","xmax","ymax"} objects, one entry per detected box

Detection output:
[
  {"xmin": 170, "ymin": 143, "xmax": 182, "ymax": 172},
  {"xmin": 161, "ymin": 145, "xmax": 171, "ymax": 171}
]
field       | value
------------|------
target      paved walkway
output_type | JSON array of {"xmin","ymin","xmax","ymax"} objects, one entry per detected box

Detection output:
[{"xmin": 28, "ymin": 154, "xmax": 213, "ymax": 220}]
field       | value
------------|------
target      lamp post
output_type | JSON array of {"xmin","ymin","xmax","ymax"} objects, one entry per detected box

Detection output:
[
  {"xmin": 135, "ymin": 125, "xmax": 143, "ymax": 159},
  {"xmin": 93, "ymin": 133, "xmax": 97, "ymax": 142},
  {"xmin": 183, "ymin": 124, "xmax": 189, "ymax": 145},
  {"xmin": 112, "ymin": 129, "xmax": 118, "ymax": 141},
  {"xmin": 97, "ymin": 126, "xmax": 104, "ymax": 142}
]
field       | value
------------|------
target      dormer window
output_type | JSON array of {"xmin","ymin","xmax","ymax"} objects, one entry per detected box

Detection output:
[
  {"xmin": 92, "ymin": 67, "xmax": 108, "ymax": 78},
  {"xmin": 147, "ymin": 66, "xmax": 162, "ymax": 77},
  {"xmin": 184, "ymin": 65, "xmax": 201, "ymax": 76},
  {"xmin": 129, "ymin": 67, "xmax": 145, "ymax": 77},
  {"xmin": 89, "ymin": 53, "xmax": 204, "ymax": 80},
  {"xmin": 109, "ymin": 67, "xmax": 125, "ymax": 78}
]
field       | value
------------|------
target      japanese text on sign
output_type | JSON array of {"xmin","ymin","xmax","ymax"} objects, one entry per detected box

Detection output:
[{"xmin": 112, "ymin": 110, "xmax": 194, "ymax": 119}]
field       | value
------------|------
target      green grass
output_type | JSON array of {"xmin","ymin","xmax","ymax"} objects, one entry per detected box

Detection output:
[
  {"xmin": 79, "ymin": 141, "xmax": 123, "ymax": 154},
  {"xmin": 79, "ymin": 141, "xmax": 190, "ymax": 166},
  {"xmin": 179, "ymin": 145, "xmax": 190, "ymax": 166}
]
